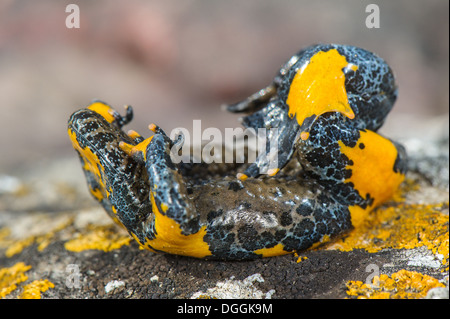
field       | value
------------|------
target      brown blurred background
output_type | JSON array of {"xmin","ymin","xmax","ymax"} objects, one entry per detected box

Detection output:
[{"xmin": 0, "ymin": 0, "xmax": 448, "ymax": 173}]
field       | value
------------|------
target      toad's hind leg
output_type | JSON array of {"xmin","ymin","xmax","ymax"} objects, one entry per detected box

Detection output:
[
  {"xmin": 121, "ymin": 130, "xmax": 212, "ymax": 258},
  {"xmin": 297, "ymin": 114, "xmax": 407, "ymax": 227}
]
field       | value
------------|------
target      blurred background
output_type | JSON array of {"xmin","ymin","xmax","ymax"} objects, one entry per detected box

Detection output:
[{"xmin": 0, "ymin": 0, "xmax": 448, "ymax": 173}]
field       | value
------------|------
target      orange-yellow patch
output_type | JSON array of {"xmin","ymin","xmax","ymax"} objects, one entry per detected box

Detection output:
[
  {"xmin": 143, "ymin": 193, "xmax": 212, "ymax": 258},
  {"xmin": 68, "ymin": 128, "xmax": 108, "ymax": 201},
  {"xmin": 119, "ymin": 136, "xmax": 153, "ymax": 161},
  {"xmin": 286, "ymin": 49, "xmax": 356, "ymax": 138},
  {"xmin": 87, "ymin": 101, "xmax": 115, "ymax": 123},
  {"xmin": 338, "ymin": 130, "xmax": 404, "ymax": 226},
  {"xmin": 254, "ymin": 243, "xmax": 291, "ymax": 257}
]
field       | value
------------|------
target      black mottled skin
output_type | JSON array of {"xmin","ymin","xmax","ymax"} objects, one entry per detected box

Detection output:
[{"xmin": 68, "ymin": 44, "xmax": 407, "ymax": 260}]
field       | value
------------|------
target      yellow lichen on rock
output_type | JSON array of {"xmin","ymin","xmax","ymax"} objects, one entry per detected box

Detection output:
[
  {"xmin": 296, "ymin": 256, "xmax": 308, "ymax": 263},
  {"xmin": 5, "ymin": 236, "xmax": 36, "ymax": 258},
  {"xmin": 0, "ymin": 263, "xmax": 54, "ymax": 299},
  {"xmin": 2, "ymin": 216, "xmax": 74, "ymax": 258},
  {"xmin": 325, "ymin": 202, "xmax": 449, "ymax": 269},
  {"xmin": 64, "ymin": 224, "xmax": 131, "ymax": 252},
  {"xmin": 346, "ymin": 269, "xmax": 445, "ymax": 299},
  {"xmin": 0, "ymin": 262, "xmax": 31, "ymax": 298},
  {"xmin": 19, "ymin": 279, "xmax": 55, "ymax": 299}
]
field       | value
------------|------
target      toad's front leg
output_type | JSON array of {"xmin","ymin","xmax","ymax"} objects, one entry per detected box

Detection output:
[{"xmin": 120, "ymin": 130, "xmax": 213, "ymax": 258}]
